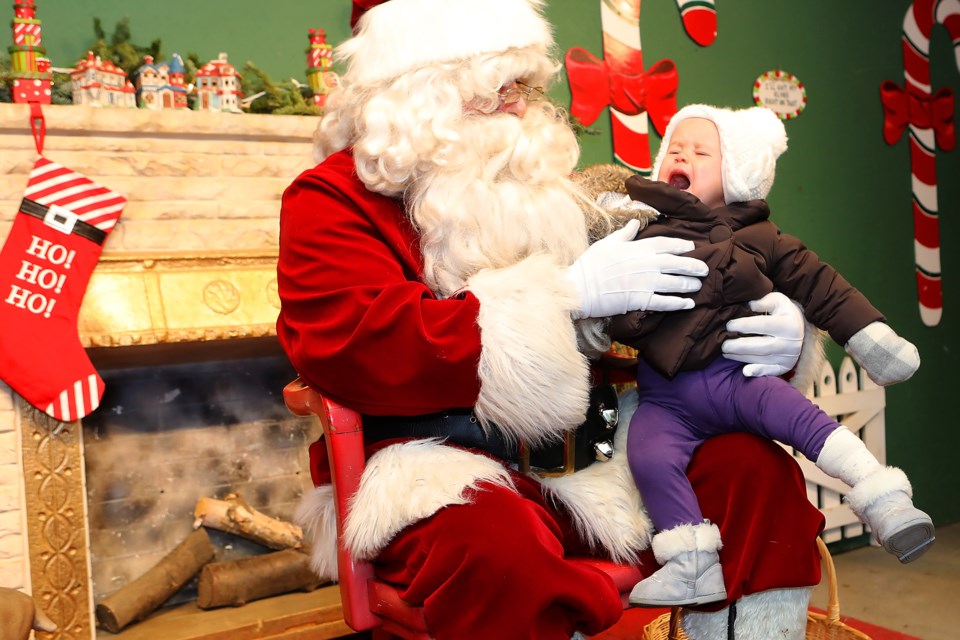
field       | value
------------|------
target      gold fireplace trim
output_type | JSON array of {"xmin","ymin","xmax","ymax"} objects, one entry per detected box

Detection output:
[
  {"xmin": 21, "ymin": 401, "xmax": 93, "ymax": 640},
  {"xmin": 78, "ymin": 251, "xmax": 281, "ymax": 348}
]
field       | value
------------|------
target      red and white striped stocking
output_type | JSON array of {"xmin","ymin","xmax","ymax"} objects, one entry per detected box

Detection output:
[
  {"xmin": 675, "ymin": 0, "xmax": 717, "ymax": 47},
  {"xmin": 0, "ymin": 156, "xmax": 125, "ymax": 421}
]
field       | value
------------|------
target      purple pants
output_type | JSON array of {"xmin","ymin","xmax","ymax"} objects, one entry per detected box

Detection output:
[{"xmin": 628, "ymin": 356, "xmax": 838, "ymax": 531}]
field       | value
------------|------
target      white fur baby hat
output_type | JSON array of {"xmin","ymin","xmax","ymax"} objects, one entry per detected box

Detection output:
[{"xmin": 652, "ymin": 104, "xmax": 788, "ymax": 204}]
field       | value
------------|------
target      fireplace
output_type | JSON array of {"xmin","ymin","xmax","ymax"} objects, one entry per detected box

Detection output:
[
  {"xmin": 14, "ymin": 252, "xmax": 353, "ymax": 640},
  {"xmin": 0, "ymin": 104, "xmax": 354, "ymax": 639},
  {"xmin": 82, "ymin": 355, "xmax": 316, "ymax": 610}
]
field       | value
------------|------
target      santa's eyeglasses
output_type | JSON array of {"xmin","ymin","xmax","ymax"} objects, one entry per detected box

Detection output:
[{"xmin": 497, "ymin": 81, "xmax": 545, "ymax": 105}]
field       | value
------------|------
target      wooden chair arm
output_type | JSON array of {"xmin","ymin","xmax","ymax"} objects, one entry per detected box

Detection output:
[{"xmin": 283, "ymin": 378, "xmax": 382, "ymax": 632}]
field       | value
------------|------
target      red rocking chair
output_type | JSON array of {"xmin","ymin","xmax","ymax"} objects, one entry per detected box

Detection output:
[{"xmin": 283, "ymin": 377, "xmax": 644, "ymax": 639}]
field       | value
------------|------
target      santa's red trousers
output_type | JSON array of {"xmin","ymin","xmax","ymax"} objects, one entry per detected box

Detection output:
[{"xmin": 372, "ymin": 433, "xmax": 825, "ymax": 640}]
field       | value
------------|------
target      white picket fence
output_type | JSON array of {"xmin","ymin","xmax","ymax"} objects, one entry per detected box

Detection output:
[{"xmin": 790, "ymin": 356, "xmax": 886, "ymax": 543}]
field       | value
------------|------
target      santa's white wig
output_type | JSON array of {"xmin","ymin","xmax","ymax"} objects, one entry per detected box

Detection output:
[{"xmin": 315, "ymin": 47, "xmax": 561, "ymax": 197}]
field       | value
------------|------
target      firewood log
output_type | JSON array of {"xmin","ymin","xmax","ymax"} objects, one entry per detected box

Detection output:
[
  {"xmin": 196, "ymin": 548, "xmax": 322, "ymax": 609},
  {"xmin": 95, "ymin": 528, "xmax": 214, "ymax": 633},
  {"xmin": 0, "ymin": 587, "xmax": 56, "ymax": 640},
  {"xmin": 193, "ymin": 493, "xmax": 302, "ymax": 550}
]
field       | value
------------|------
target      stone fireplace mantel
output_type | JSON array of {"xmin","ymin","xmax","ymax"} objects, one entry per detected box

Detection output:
[{"xmin": 0, "ymin": 103, "xmax": 347, "ymax": 639}]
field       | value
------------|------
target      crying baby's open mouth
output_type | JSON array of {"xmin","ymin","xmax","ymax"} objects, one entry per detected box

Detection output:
[{"xmin": 669, "ymin": 174, "xmax": 691, "ymax": 190}]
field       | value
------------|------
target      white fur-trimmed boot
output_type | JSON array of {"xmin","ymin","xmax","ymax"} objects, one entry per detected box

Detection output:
[
  {"xmin": 816, "ymin": 427, "xmax": 935, "ymax": 563},
  {"xmin": 629, "ymin": 521, "xmax": 727, "ymax": 607}
]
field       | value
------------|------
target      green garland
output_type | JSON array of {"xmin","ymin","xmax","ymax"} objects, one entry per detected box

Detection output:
[{"xmin": 1, "ymin": 17, "xmax": 324, "ymax": 114}]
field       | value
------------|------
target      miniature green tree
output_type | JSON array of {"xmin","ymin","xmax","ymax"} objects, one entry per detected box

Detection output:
[
  {"xmin": 50, "ymin": 70, "xmax": 72, "ymax": 104},
  {"xmin": 89, "ymin": 17, "xmax": 162, "ymax": 79},
  {"xmin": 240, "ymin": 62, "xmax": 320, "ymax": 116},
  {"xmin": 0, "ymin": 51, "xmax": 11, "ymax": 103}
]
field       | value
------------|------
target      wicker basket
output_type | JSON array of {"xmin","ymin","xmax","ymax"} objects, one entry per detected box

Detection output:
[
  {"xmin": 806, "ymin": 537, "xmax": 872, "ymax": 639},
  {"xmin": 642, "ymin": 606, "xmax": 687, "ymax": 640},
  {"xmin": 642, "ymin": 537, "xmax": 871, "ymax": 640}
]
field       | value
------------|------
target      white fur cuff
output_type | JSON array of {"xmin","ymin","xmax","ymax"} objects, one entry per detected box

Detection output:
[
  {"xmin": 651, "ymin": 522, "xmax": 723, "ymax": 564},
  {"xmin": 846, "ymin": 466, "xmax": 912, "ymax": 516},
  {"xmin": 467, "ymin": 254, "xmax": 591, "ymax": 446},
  {"xmin": 295, "ymin": 441, "xmax": 517, "ymax": 582}
]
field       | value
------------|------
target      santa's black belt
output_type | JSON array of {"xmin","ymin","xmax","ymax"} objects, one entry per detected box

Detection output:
[
  {"xmin": 362, "ymin": 384, "xmax": 620, "ymax": 474},
  {"xmin": 20, "ymin": 198, "xmax": 107, "ymax": 245},
  {"xmin": 363, "ymin": 408, "xmax": 520, "ymax": 460}
]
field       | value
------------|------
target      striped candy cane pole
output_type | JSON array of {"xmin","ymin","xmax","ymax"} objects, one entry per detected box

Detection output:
[
  {"xmin": 601, "ymin": 0, "xmax": 650, "ymax": 172},
  {"xmin": 897, "ymin": 0, "xmax": 960, "ymax": 326}
]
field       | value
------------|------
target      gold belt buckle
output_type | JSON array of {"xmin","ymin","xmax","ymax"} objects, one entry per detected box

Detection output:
[{"xmin": 518, "ymin": 430, "xmax": 578, "ymax": 477}]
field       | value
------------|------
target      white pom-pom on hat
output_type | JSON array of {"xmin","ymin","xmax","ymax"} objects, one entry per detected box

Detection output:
[
  {"xmin": 341, "ymin": 0, "xmax": 555, "ymax": 86},
  {"xmin": 652, "ymin": 104, "xmax": 788, "ymax": 204}
]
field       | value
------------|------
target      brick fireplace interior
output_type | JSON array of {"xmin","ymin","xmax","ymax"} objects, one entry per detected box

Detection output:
[{"xmin": 83, "ymin": 353, "xmax": 317, "ymax": 609}]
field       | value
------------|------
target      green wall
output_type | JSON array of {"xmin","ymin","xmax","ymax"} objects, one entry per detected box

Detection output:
[{"xmin": 27, "ymin": 1, "xmax": 960, "ymax": 524}]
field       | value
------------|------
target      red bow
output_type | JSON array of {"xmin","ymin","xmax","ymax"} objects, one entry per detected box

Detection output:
[
  {"xmin": 564, "ymin": 47, "xmax": 678, "ymax": 135},
  {"xmin": 880, "ymin": 80, "xmax": 955, "ymax": 151}
]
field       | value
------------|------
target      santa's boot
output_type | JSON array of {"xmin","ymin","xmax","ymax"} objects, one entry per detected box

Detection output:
[
  {"xmin": 816, "ymin": 427, "xmax": 935, "ymax": 563},
  {"xmin": 629, "ymin": 521, "xmax": 727, "ymax": 607}
]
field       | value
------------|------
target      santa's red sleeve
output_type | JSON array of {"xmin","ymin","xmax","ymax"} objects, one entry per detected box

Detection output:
[
  {"xmin": 277, "ymin": 151, "xmax": 592, "ymax": 443},
  {"xmin": 277, "ymin": 151, "xmax": 484, "ymax": 416}
]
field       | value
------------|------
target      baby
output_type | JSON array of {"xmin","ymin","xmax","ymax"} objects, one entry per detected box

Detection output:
[{"xmin": 602, "ymin": 104, "xmax": 935, "ymax": 608}]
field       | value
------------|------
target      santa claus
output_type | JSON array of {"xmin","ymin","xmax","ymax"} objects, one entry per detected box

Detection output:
[{"xmin": 277, "ymin": 1, "xmax": 826, "ymax": 638}]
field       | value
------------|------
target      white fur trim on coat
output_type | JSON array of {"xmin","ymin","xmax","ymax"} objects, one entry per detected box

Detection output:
[
  {"xmin": 343, "ymin": 439, "xmax": 514, "ymax": 561},
  {"xmin": 296, "ymin": 441, "xmax": 515, "ymax": 578},
  {"xmin": 681, "ymin": 587, "xmax": 812, "ymax": 640},
  {"xmin": 467, "ymin": 254, "xmax": 592, "ymax": 447},
  {"xmin": 845, "ymin": 466, "xmax": 912, "ymax": 516},
  {"xmin": 651, "ymin": 522, "xmax": 723, "ymax": 564},
  {"xmin": 295, "ymin": 485, "xmax": 340, "ymax": 582},
  {"xmin": 540, "ymin": 387, "xmax": 652, "ymax": 563}
]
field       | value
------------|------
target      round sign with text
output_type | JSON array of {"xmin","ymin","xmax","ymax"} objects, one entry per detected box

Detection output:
[{"xmin": 753, "ymin": 70, "xmax": 807, "ymax": 119}]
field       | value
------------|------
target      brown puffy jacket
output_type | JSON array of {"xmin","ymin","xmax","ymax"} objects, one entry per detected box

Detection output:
[{"xmin": 609, "ymin": 176, "xmax": 884, "ymax": 379}]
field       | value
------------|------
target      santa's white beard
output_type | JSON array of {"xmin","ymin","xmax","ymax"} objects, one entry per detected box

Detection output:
[{"xmin": 405, "ymin": 106, "xmax": 592, "ymax": 297}]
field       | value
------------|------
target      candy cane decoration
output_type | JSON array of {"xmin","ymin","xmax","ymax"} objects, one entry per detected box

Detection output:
[
  {"xmin": 566, "ymin": 1, "xmax": 718, "ymax": 174},
  {"xmin": 880, "ymin": 0, "xmax": 959, "ymax": 326},
  {"xmin": 601, "ymin": 0, "xmax": 650, "ymax": 171}
]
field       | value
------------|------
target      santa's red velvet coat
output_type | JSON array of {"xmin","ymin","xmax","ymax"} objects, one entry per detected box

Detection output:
[{"xmin": 276, "ymin": 149, "xmax": 825, "ymax": 613}]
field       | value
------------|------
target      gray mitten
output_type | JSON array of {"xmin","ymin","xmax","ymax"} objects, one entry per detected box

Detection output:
[
  {"xmin": 844, "ymin": 321, "xmax": 920, "ymax": 386},
  {"xmin": 596, "ymin": 191, "xmax": 660, "ymax": 216}
]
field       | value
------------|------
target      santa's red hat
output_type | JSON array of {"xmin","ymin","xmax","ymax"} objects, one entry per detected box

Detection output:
[
  {"xmin": 343, "ymin": 0, "xmax": 554, "ymax": 85},
  {"xmin": 350, "ymin": 0, "xmax": 384, "ymax": 30}
]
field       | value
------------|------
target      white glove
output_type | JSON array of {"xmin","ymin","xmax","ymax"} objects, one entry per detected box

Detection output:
[
  {"xmin": 845, "ymin": 321, "xmax": 920, "ymax": 386},
  {"xmin": 721, "ymin": 291, "xmax": 804, "ymax": 377},
  {"xmin": 566, "ymin": 219, "xmax": 707, "ymax": 319}
]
